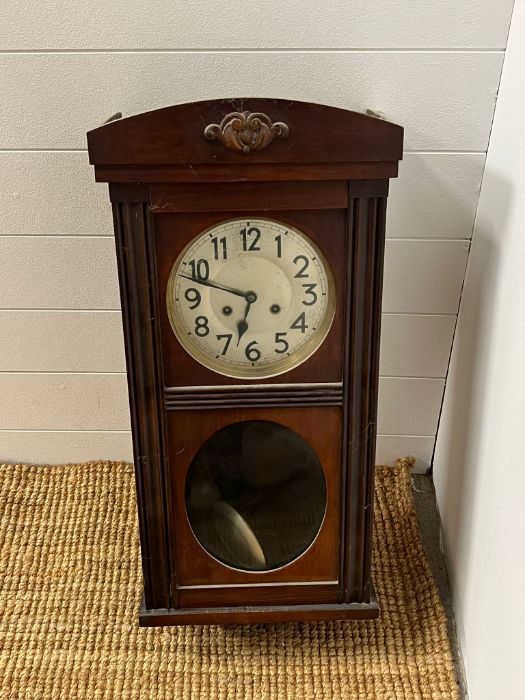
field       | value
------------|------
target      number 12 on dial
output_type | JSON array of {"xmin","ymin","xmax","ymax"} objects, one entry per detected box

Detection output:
[{"xmin": 166, "ymin": 218, "xmax": 336, "ymax": 379}]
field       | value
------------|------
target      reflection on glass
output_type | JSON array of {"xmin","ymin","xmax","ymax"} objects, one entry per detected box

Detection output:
[{"xmin": 185, "ymin": 420, "xmax": 327, "ymax": 572}]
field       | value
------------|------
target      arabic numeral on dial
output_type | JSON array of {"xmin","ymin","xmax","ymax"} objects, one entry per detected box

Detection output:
[
  {"xmin": 212, "ymin": 236, "xmax": 227, "ymax": 260},
  {"xmin": 240, "ymin": 226, "xmax": 261, "ymax": 251},
  {"xmin": 216, "ymin": 333, "xmax": 232, "ymax": 355},
  {"xmin": 188, "ymin": 258, "xmax": 209, "ymax": 280},
  {"xmin": 274, "ymin": 332, "xmax": 289, "ymax": 354},
  {"xmin": 293, "ymin": 255, "xmax": 309, "ymax": 278},
  {"xmin": 275, "ymin": 234, "xmax": 282, "ymax": 258},
  {"xmin": 245, "ymin": 340, "xmax": 261, "ymax": 361},
  {"xmin": 290, "ymin": 312, "xmax": 308, "ymax": 333},
  {"xmin": 302, "ymin": 283, "xmax": 317, "ymax": 306},
  {"xmin": 194, "ymin": 315, "xmax": 209, "ymax": 337},
  {"xmin": 184, "ymin": 287, "xmax": 201, "ymax": 309}
]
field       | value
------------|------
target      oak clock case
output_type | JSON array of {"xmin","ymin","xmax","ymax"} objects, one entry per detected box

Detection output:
[{"xmin": 87, "ymin": 98, "xmax": 403, "ymax": 626}]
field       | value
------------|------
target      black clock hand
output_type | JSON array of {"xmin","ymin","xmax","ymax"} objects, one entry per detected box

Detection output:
[
  {"xmin": 236, "ymin": 291, "xmax": 257, "ymax": 346},
  {"xmin": 179, "ymin": 273, "xmax": 249, "ymax": 300},
  {"xmin": 236, "ymin": 300, "xmax": 252, "ymax": 346}
]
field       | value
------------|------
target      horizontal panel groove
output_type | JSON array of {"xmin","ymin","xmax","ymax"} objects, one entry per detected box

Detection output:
[
  {"xmin": 0, "ymin": 49, "xmax": 504, "ymax": 56},
  {"xmin": 385, "ymin": 237, "xmax": 471, "ymax": 242},
  {"xmin": 0, "ymin": 234, "xmax": 113, "ymax": 239},
  {"xmin": 377, "ymin": 375, "xmax": 448, "ymax": 380},
  {"xmin": 0, "ymin": 371, "xmax": 125, "ymax": 375},
  {"xmin": 382, "ymin": 311, "xmax": 457, "ymax": 317},
  {"xmin": 0, "ymin": 308, "xmax": 119, "ymax": 312},
  {"xmin": 0, "ymin": 429, "xmax": 131, "ymax": 434},
  {"xmin": 377, "ymin": 433, "xmax": 435, "ymax": 438},
  {"xmin": 165, "ymin": 382, "xmax": 343, "ymax": 409},
  {"xmin": 0, "ymin": 148, "xmax": 89, "ymax": 153},
  {"xmin": 0, "ymin": 49, "xmax": 506, "ymax": 55}
]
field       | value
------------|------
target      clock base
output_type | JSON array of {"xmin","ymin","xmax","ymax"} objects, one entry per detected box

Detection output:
[{"xmin": 138, "ymin": 592, "xmax": 380, "ymax": 627}]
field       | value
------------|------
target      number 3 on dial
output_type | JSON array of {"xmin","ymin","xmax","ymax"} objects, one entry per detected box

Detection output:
[{"xmin": 166, "ymin": 218, "xmax": 336, "ymax": 379}]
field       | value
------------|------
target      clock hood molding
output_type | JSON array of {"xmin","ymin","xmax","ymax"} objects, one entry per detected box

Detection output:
[{"xmin": 87, "ymin": 98, "xmax": 403, "ymax": 183}]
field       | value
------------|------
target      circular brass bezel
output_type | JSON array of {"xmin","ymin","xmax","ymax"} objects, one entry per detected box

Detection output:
[{"xmin": 166, "ymin": 217, "xmax": 336, "ymax": 380}]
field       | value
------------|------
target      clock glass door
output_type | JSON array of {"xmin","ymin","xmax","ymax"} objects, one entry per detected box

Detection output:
[{"xmin": 185, "ymin": 420, "xmax": 327, "ymax": 572}]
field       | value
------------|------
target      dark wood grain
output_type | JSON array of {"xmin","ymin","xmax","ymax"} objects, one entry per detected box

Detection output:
[
  {"xmin": 155, "ymin": 207, "xmax": 347, "ymax": 387},
  {"xmin": 341, "ymin": 192, "xmax": 387, "ymax": 604},
  {"xmin": 165, "ymin": 382, "xmax": 343, "ymax": 409},
  {"xmin": 149, "ymin": 181, "xmax": 348, "ymax": 213},
  {"xmin": 88, "ymin": 98, "xmax": 403, "ymax": 167},
  {"xmin": 88, "ymin": 98, "xmax": 403, "ymax": 625},
  {"xmin": 112, "ymin": 201, "xmax": 174, "ymax": 610},
  {"xmin": 94, "ymin": 161, "xmax": 399, "ymax": 183},
  {"xmin": 176, "ymin": 582, "xmax": 338, "ymax": 609},
  {"xmin": 139, "ymin": 597, "xmax": 379, "ymax": 627},
  {"xmin": 166, "ymin": 407, "xmax": 341, "ymax": 589}
]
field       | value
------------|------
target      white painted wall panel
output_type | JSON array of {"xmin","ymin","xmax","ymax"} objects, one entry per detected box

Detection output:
[
  {"xmin": 0, "ymin": 237, "xmax": 120, "ymax": 309},
  {"xmin": 0, "ymin": 431, "xmax": 133, "ymax": 465},
  {"xmin": 0, "ymin": 152, "xmax": 483, "ymax": 240},
  {"xmin": 0, "ymin": 310, "xmax": 453, "ymax": 379},
  {"xmin": 0, "ymin": 153, "xmax": 112, "ymax": 236},
  {"xmin": 375, "ymin": 436, "xmax": 435, "ymax": 474},
  {"xmin": 383, "ymin": 240, "xmax": 470, "ymax": 314},
  {"xmin": 0, "ymin": 432, "xmax": 435, "ymax": 472},
  {"xmin": 434, "ymin": 3, "xmax": 525, "ymax": 694},
  {"xmin": 0, "ymin": 52, "xmax": 503, "ymax": 150},
  {"xmin": 380, "ymin": 314, "xmax": 455, "ymax": 378},
  {"xmin": 387, "ymin": 153, "xmax": 485, "ymax": 239},
  {"xmin": 0, "ymin": 311, "xmax": 126, "ymax": 372},
  {"xmin": 0, "ymin": 431, "xmax": 434, "ymax": 471},
  {"xmin": 377, "ymin": 377, "xmax": 445, "ymax": 436},
  {"xmin": 0, "ymin": 0, "xmax": 514, "ymax": 49},
  {"xmin": 0, "ymin": 0, "xmax": 512, "ymax": 470},
  {"xmin": 0, "ymin": 374, "xmax": 130, "ymax": 431},
  {"xmin": 0, "ymin": 373, "xmax": 441, "ymax": 437},
  {"xmin": 0, "ymin": 237, "xmax": 469, "ymax": 318}
]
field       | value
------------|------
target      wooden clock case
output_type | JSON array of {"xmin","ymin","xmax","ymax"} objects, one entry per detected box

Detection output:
[{"xmin": 87, "ymin": 98, "xmax": 403, "ymax": 626}]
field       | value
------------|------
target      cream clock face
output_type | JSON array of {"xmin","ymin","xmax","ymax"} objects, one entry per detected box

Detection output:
[{"xmin": 166, "ymin": 218, "xmax": 336, "ymax": 379}]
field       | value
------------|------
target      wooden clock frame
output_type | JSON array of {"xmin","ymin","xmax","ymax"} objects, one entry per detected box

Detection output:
[{"xmin": 87, "ymin": 98, "xmax": 403, "ymax": 626}]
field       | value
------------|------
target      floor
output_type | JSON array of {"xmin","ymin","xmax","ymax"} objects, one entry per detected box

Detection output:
[{"xmin": 412, "ymin": 474, "xmax": 468, "ymax": 700}]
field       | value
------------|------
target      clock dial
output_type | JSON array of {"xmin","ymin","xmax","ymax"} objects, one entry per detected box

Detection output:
[{"xmin": 166, "ymin": 218, "xmax": 336, "ymax": 379}]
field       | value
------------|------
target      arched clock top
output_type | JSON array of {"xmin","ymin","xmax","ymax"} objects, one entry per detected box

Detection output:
[{"xmin": 87, "ymin": 98, "xmax": 403, "ymax": 182}]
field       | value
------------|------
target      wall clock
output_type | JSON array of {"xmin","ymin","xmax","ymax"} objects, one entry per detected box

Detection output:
[{"xmin": 87, "ymin": 98, "xmax": 403, "ymax": 625}]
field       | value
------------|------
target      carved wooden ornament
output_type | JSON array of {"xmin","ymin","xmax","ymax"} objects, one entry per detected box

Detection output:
[{"xmin": 204, "ymin": 110, "xmax": 289, "ymax": 153}]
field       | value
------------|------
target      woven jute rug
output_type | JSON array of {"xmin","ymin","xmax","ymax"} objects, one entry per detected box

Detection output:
[{"xmin": 0, "ymin": 458, "xmax": 459, "ymax": 699}]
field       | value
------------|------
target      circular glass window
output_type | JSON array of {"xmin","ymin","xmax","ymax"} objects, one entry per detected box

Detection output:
[{"xmin": 185, "ymin": 420, "xmax": 327, "ymax": 572}]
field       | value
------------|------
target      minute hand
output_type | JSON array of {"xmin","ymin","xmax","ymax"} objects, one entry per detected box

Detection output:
[{"xmin": 179, "ymin": 274, "xmax": 249, "ymax": 299}]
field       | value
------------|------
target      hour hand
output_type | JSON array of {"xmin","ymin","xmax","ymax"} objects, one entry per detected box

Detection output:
[
  {"xmin": 179, "ymin": 274, "xmax": 248, "ymax": 299},
  {"xmin": 237, "ymin": 300, "xmax": 252, "ymax": 346}
]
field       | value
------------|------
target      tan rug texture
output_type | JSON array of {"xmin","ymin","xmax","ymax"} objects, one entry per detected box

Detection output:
[{"xmin": 0, "ymin": 458, "xmax": 459, "ymax": 700}]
